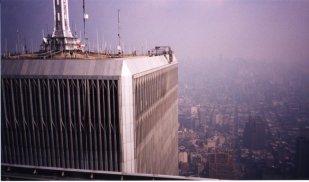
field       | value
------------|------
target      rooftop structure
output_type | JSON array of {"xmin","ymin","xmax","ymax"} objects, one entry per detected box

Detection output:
[{"xmin": 42, "ymin": 0, "xmax": 81, "ymax": 51}]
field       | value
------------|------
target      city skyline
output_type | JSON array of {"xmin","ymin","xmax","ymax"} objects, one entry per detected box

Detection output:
[
  {"xmin": 178, "ymin": 58, "xmax": 309, "ymax": 179},
  {"xmin": 2, "ymin": 0, "xmax": 309, "ymax": 180}
]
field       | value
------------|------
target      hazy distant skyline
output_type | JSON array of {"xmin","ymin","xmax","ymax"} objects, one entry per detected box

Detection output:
[{"xmin": 2, "ymin": 0, "xmax": 309, "ymax": 62}]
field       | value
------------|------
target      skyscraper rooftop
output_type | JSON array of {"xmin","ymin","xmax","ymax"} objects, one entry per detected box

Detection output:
[{"xmin": 1, "ymin": 0, "xmax": 180, "ymax": 179}]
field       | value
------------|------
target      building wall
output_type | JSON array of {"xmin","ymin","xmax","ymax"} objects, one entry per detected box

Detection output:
[
  {"xmin": 1, "ymin": 78, "xmax": 121, "ymax": 171},
  {"xmin": 2, "ymin": 56, "xmax": 179, "ymax": 176},
  {"xmin": 119, "ymin": 62, "xmax": 135, "ymax": 173},
  {"xmin": 133, "ymin": 64, "xmax": 178, "ymax": 175}
]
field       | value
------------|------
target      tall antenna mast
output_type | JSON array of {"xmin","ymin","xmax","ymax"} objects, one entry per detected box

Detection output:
[
  {"xmin": 83, "ymin": 0, "xmax": 86, "ymax": 39},
  {"xmin": 83, "ymin": 0, "xmax": 89, "ymax": 50},
  {"xmin": 117, "ymin": 9, "xmax": 122, "ymax": 55}
]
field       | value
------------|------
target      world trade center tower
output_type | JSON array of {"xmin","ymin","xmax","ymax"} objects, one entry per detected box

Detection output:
[
  {"xmin": 1, "ymin": 0, "xmax": 178, "ymax": 178},
  {"xmin": 1, "ymin": 55, "xmax": 179, "ymax": 176}
]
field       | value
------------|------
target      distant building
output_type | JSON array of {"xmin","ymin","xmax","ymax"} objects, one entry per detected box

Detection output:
[
  {"xmin": 295, "ymin": 137, "xmax": 309, "ymax": 179},
  {"xmin": 179, "ymin": 114, "xmax": 192, "ymax": 129},
  {"xmin": 191, "ymin": 106, "xmax": 199, "ymax": 118},
  {"xmin": 243, "ymin": 116, "xmax": 267, "ymax": 150},
  {"xmin": 179, "ymin": 162, "xmax": 190, "ymax": 176},
  {"xmin": 179, "ymin": 151, "xmax": 189, "ymax": 163},
  {"xmin": 206, "ymin": 153, "xmax": 237, "ymax": 179},
  {"xmin": 215, "ymin": 114, "xmax": 223, "ymax": 125},
  {"xmin": 191, "ymin": 106, "xmax": 201, "ymax": 129}
]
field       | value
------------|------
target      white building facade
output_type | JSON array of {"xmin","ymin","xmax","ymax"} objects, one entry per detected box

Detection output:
[{"xmin": 2, "ymin": 55, "xmax": 178, "ymax": 175}]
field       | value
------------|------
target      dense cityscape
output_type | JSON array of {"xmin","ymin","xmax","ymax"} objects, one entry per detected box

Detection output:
[
  {"xmin": 177, "ymin": 58, "xmax": 309, "ymax": 179},
  {"xmin": 2, "ymin": 0, "xmax": 309, "ymax": 180}
]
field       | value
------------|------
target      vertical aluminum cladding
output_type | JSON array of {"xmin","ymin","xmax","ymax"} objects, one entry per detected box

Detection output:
[{"xmin": 1, "ymin": 55, "xmax": 178, "ymax": 175}]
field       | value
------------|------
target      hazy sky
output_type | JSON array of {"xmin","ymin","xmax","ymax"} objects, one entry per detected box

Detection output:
[{"xmin": 2, "ymin": 0, "xmax": 309, "ymax": 62}]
